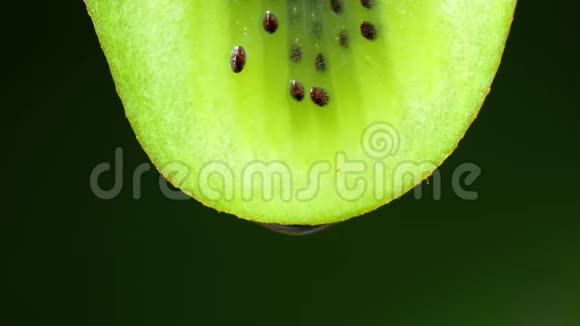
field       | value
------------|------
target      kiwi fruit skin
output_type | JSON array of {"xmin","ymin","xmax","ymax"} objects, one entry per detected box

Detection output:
[{"xmin": 85, "ymin": 1, "xmax": 517, "ymax": 225}]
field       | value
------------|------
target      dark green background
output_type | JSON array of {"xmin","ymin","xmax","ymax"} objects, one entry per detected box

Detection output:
[{"xmin": 3, "ymin": 1, "xmax": 579, "ymax": 325}]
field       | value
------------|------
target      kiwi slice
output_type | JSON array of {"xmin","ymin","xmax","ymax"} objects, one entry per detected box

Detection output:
[{"xmin": 85, "ymin": 0, "xmax": 517, "ymax": 225}]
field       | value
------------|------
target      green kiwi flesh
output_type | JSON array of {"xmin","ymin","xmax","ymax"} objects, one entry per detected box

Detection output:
[{"xmin": 85, "ymin": 0, "xmax": 517, "ymax": 225}]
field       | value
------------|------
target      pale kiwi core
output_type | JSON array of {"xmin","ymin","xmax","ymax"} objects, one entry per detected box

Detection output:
[{"xmin": 86, "ymin": 0, "xmax": 517, "ymax": 225}]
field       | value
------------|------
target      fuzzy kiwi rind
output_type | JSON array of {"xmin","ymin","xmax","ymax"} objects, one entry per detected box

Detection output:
[{"xmin": 85, "ymin": 0, "xmax": 517, "ymax": 225}]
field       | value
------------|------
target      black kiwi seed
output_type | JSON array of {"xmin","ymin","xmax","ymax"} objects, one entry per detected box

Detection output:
[
  {"xmin": 263, "ymin": 11, "xmax": 278, "ymax": 33},
  {"xmin": 310, "ymin": 87, "xmax": 330, "ymax": 106},
  {"xmin": 360, "ymin": 21, "xmax": 377, "ymax": 40},
  {"xmin": 315, "ymin": 53, "xmax": 327, "ymax": 72},
  {"xmin": 290, "ymin": 80, "xmax": 305, "ymax": 101},
  {"xmin": 230, "ymin": 46, "xmax": 246, "ymax": 73},
  {"xmin": 330, "ymin": 0, "xmax": 343, "ymax": 14},
  {"xmin": 338, "ymin": 30, "xmax": 349, "ymax": 48},
  {"xmin": 290, "ymin": 42, "xmax": 302, "ymax": 63},
  {"xmin": 361, "ymin": 0, "xmax": 374, "ymax": 9}
]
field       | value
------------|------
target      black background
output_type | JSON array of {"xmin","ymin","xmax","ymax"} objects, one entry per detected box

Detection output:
[{"xmin": 2, "ymin": 1, "xmax": 579, "ymax": 325}]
